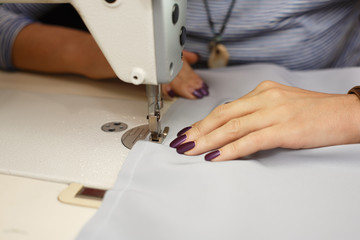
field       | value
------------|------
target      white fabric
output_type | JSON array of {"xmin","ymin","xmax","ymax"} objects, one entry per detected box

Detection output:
[{"xmin": 77, "ymin": 64, "xmax": 360, "ymax": 240}]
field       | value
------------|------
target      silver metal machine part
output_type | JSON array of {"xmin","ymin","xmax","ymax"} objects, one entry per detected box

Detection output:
[
  {"xmin": 144, "ymin": 0, "xmax": 186, "ymax": 142},
  {"xmin": 121, "ymin": 124, "xmax": 169, "ymax": 149},
  {"xmin": 121, "ymin": 125, "xmax": 150, "ymax": 149},
  {"xmin": 152, "ymin": 0, "xmax": 187, "ymax": 84},
  {"xmin": 146, "ymin": 85, "xmax": 169, "ymax": 143},
  {"xmin": 101, "ymin": 122, "xmax": 128, "ymax": 132}
]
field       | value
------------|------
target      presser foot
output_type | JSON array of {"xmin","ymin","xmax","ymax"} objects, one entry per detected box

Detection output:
[
  {"xmin": 149, "ymin": 126, "xmax": 169, "ymax": 144},
  {"xmin": 121, "ymin": 125, "xmax": 169, "ymax": 149}
]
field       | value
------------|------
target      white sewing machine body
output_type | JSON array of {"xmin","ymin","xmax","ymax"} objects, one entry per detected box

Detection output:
[
  {"xmin": 0, "ymin": 1, "xmax": 186, "ymax": 239},
  {"xmin": 2, "ymin": 0, "xmax": 186, "ymax": 85}
]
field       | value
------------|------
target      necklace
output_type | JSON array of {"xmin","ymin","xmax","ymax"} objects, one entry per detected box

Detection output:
[{"xmin": 203, "ymin": 0, "xmax": 236, "ymax": 68}]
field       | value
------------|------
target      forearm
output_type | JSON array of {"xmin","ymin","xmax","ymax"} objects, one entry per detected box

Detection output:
[{"xmin": 12, "ymin": 23, "xmax": 115, "ymax": 79}]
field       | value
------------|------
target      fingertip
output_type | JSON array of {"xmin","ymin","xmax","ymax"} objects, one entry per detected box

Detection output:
[
  {"xmin": 204, "ymin": 150, "xmax": 220, "ymax": 161},
  {"xmin": 199, "ymin": 87, "xmax": 209, "ymax": 97},
  {"xmin": 177, "ymin": 126, "xmax": 192, "ymax": 136},
  {"xmin": 176, "ymin": 141, "xmax": 196, "ymax": 154},
  {"xmin": 184, "ymin": 92, "xmax": 197, "ymax": 99},
  {"xmin": 168, "ymin": 89, "xmax": 175, "ymax": 98},
  {"xmin": 175, "ymin": 86, "xmax": 197, "ymax": 99},
  {"xmin": 192, "ymin": 89, "xmax": 204, "ymax": 99},
  {"xmin": 169, "ymin": 134, "xmax": 187, "ymax": 148},
  {"xmin": 202, "ymin": 82, "xmax": 209, "ymax": 90},
  {"xmin": 197, "ymin": 83, "xmax": 209, "ymax": 97}
]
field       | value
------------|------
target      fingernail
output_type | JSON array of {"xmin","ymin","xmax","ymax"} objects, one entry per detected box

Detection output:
[
  {"xmin": 199, "ymin": 87, "xmax": 209, "ymax": 96},
  {"xmin": 205, "ymin": 150, "xmax": 220, "ymax": 161},
  {"xmin": 192, "ymin": 90, "xmax": 203, "ymax": 99},
  {"xmin": 202, "ymin": 83, "xmax": 209, "ymax": 90},
  {"xmin": 176, "ymin": 141, "xmax": 195, "ymax": 154},
  {"xmin": 177, "ymin": 126, "xmax": 192, "ymax": 137},
  {"xmin": 167, "ymin": 90, "xmax": 175, "ymax": 98},
  {"xmin": 169, "ymin": 134, "xmax": 187, "ymax": 148}
]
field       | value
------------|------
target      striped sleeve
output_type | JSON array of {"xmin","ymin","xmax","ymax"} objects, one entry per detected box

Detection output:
[{"xmin": 0, "ymin": 4, "xmax": 55, "ymax": 70}]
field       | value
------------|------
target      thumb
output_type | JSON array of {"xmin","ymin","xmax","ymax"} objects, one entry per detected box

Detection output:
[{"xmin": 183, "ymin": 50, "xmax": 199, "ymax": 65}]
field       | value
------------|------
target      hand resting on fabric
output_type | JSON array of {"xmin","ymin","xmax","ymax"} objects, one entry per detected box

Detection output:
[{"xmin": 170, "ymin": 80, "xmax": 360, "ymax": 161}]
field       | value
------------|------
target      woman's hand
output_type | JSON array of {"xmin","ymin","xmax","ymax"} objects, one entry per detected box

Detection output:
[
  {"xmin": 170, "ymin": 81, "xmax": 360, "ymax": 161},
  {"xmin": 162, "ymin": 51, "xmax": 209, "ymax": 99}
]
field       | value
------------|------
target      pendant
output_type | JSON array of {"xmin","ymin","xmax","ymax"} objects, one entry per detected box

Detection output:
[{"xmin": 208, "ymin": 41, "xmax": 229, "ymax": 69}]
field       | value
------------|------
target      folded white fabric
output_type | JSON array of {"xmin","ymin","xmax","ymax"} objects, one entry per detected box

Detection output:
[{"xmin": 77, "ymin": 64, "xmax": 360, "ymax": 240}]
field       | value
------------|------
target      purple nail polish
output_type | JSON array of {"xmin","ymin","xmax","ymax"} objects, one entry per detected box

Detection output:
[
  {"xmin": 169, "ymin": 134, "xmax": 187, "ymax": 148},
  {"xmin": 205, "ymin": 150, "xmax": 220, "ymax": 161},
  {"xmin": 199, "ymin": 87, "xmax": 209, "ymax": 96},
  {"xmin": 202, "ymin": 83, "xmax": 209, "ymax": 90},
  {"xmin": 177, "ymin": 126, "xmax": 192, "ymax": 137},
  {"xmin": 167, "ymin": 90, "xmax": 175, "ymax": 98},
  {"xmin": 192, "ymin": 90, "xmax": 203, "ymax": 99},
  {"xmin": 177, "ymin": 141, "xmax": 195, "ymax": 154}
]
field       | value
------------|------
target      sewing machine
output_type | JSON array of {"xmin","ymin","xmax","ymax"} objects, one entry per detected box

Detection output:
[
  {"xmin": 0, "ymin": 1, "xmax": 186, "ymax": 239},
  {"xmin": 2, "ymin": 0, "xmax": 187, "ymax": 144}
]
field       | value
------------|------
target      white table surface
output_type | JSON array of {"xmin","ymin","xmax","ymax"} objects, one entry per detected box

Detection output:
[{"xmin": 0, "ymin": 70, "xmax": 174, "ymax": 240}]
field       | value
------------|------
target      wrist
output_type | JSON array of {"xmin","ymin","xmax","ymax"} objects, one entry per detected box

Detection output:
[
  {"xmin": 348, "ymin": 86, "xmax": 360, "ymax": 100},
  {"xmin": 346, "ymin": 87, "xmax": 360, "ymax": 143}
]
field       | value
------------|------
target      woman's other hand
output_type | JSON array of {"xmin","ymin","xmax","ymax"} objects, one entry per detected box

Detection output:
[{"xmin": 162, "ymin": 51, "xmax": 209, "ymax": 99}]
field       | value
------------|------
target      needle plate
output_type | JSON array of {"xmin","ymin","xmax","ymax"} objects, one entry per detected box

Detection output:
[{"xmin": 121, "ymin": 124, "xmax": 150, "ymax": 149}]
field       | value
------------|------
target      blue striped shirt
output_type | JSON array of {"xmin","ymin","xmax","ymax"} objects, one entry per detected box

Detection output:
[
  {"xmin": 0, "ymin": 1, "xmax": 360, "ymax": 70},
  {"xmin": 0, "ymin": 3, "xmax": 55, "ymax": 69},
  {"xmin": 186, "ymin": 0, "xmax": 360, "ymax": 70}
]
